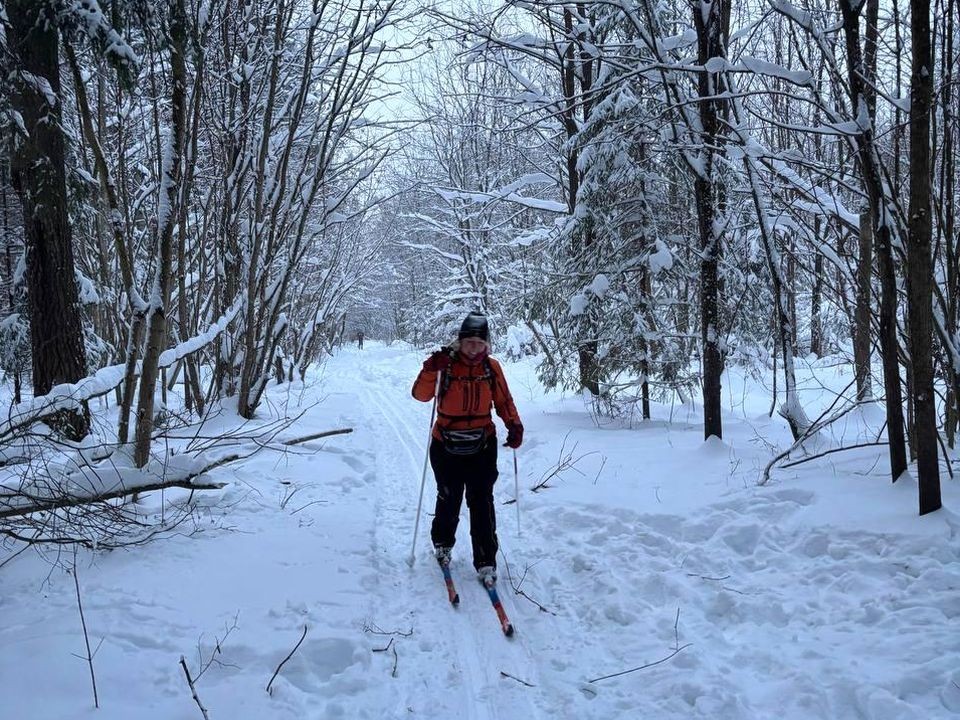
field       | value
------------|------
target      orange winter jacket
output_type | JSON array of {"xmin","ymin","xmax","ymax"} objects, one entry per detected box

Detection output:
[{"xmin": 412, "ymin": 353, "xmax": 521, "ymax": 441}]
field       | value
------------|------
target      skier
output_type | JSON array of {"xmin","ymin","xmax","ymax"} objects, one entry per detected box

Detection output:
[
  {"xmin": 411, "ymin": 311, "xmax": 523, "ymax": 588},
  {"xmin": 357, "ymin": 330, "xmax": 364, "ymax": 349}
]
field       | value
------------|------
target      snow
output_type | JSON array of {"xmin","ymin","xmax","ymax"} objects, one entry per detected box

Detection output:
[
  {"xmin": 2, "ymin": 344, "xmax": 959, "ymax": 720},
  {"xmin": 434, "ymin": 186, "xmax": 567, "ymax": 214},
  {"xmin": 649, "ymin": 239, "xmax": 674, "ymax": 274},
  {"xmin": 739, "ymin": 55, "xmax": 812, "ymax": 86},
  {"xmin": 656, "ymin": 29, "xmax": 698, "ymax": 54},
  {"xmin": 76, "ymin": 271, "xmax": 100, "ymax": 304},
  {"xmin": 156, "ymin": 297, "xmax": 244, "ymax": 368},
  {"xmin": 569, "ymin": 293, "xmax": 588, "ymax": 316},
  {"xmin": 588, "ymin": 274, "xmax": 609, "ymax": 297},
  {"xmin": 68, "ymin": 0, "xmax": 140, "ymax": 68},
  {"xmin": 21, "ymin": 71, "xmax": 58, "ymax": 108},
  {"xmin": 704, "ymin": 57, "xmax": 727, "ymax": 74}
]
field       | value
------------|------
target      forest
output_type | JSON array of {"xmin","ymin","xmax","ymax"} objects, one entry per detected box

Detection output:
[{"xmin": 0, "ymin": 0, "xmax": 956, "ymax": 543}]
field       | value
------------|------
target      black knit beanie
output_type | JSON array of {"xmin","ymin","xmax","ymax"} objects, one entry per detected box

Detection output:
[{"xmin": 458, "ymin": 311, "xmax": 489, "ymax": 341}]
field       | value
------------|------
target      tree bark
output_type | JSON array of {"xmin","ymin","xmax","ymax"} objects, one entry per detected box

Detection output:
[
  {"xmin": 692, "ymin": 0, "xmax": 730, "ymax": 441},
  {"xmin": 854, "ymin": 212, "xmax": 874, "ymax": 400},
  {"xmin": 133, "ymin": 0, "xmax": 189, "ymax": 467},
  {"xmin": 7, "ymin": 0, "xmax": 90, "ymax": 440},
  {"xmin": 839, "ymin": 0, "xmax": 908, "ymax": 481},
  {"xmin": 906, "ymin": 0, "xmax": 942, "ymax": 513},
  {"xmin": 810, "ymin": 220, "xmax": 824, "ymax": 357}
]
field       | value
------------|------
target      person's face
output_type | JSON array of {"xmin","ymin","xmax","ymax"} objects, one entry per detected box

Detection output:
[{"xmin": 461, "ymin": 337, "xmax": 487, "ymax": 359}]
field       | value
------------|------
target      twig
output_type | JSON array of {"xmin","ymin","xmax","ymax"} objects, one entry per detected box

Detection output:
[
  {"xmin": 372, "ymin": 638, "xmax": 395, "ymax": 653},
  {"xmin": 179, "ymin": 655, "xmax": 211, "ymax": 720},
  {"xmin": 673, "ymin": 607, "xmax": 680, "ymax": 651},
  {"xmin": 500, "ymin": 670, "xmax": 535, "ymax": 687},
  {"xmin": 289, "ymin": 499, "xmax": 328, "ymax": 515},
  {"xmin": 531, "ymin": 431, "xmax": 600, "ymax": 492},
  {"xmin": 363, "ymin": 622, "xmax": 413, "ymax": 637},
  {"xmin": 266, "ymin": 625, "xmax": 308, "ymax": 695},
  {"xmin": 195, "ymin": 613, "xmax": 240, "ymax": 681},
  {"xmin": 71, "ymin": 560, "xmax": 100, "ymax": 709},
  {"xmin": 937, "ymin": 432, "xmax": 955, "ymax": 480},
  {"xmin": 372, "ymin": 638, "xmax": 399, "ymax": 677},
  {"xmin": 500, "ymin": 553, "xmax": 556, "ymax": 615},
  {"xmin": 587, "ymin": 643, "xmax": 693, "ymax": 683},
  {"xmin": 686, "ymin": 573, "xmax": 731, "ymax": 582}
]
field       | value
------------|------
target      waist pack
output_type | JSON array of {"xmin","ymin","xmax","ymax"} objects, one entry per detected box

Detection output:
[{"xmin": 440, "ymin": 428, "xmax": 487, "ymax": 455}]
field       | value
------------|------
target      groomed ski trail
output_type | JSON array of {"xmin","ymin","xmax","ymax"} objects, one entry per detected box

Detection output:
[{"xmin": 354, "ymin": 352, "xmax": 543, "ymax": 720}]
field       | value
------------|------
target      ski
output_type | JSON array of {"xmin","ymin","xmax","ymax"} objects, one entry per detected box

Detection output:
[
  {"xmin": 483, "ymin": 582, "xmax": 514, "ymax": 637},
  {"xmin": 439, "ymin": 563, "xmax": 513, "ymax": 636},
  {"xmin": 440, "ymin": 562, "xmax": 460, "ymax": 605}
]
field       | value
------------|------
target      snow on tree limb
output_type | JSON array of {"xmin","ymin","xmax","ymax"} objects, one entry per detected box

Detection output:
[
  {"xmin": 0, "ymin": 297, "xmax": 244, "ymax": 440},
  {"xmin": 63, "ymin": 0, "xmax": 139, "ymax": 83}
]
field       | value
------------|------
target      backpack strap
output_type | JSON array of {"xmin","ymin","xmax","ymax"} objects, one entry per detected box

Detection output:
[
  {"xmin": 483, "ymin": 356, "xmax": 496, "ymax": 392},
  {"xmin": 438, "ymin": 348, "xmax": 455, "ymax": 401},
  {"xmin": 438, "ymin": 354, "xmax": 496, "ymax": 403}
]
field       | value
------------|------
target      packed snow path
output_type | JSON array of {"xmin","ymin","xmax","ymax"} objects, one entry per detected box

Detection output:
[{"xmin": 2, "ymin": 342, "xmax": 959, "ymax": 719}]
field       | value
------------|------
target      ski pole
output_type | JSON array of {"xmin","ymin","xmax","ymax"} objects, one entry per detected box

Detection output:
[
  {"xmin": 513, "ymin": 448, "xmax": 520, "ymax": 536},
  {"xmin": 408, "ymin": 371, "xmax": 442, "ymax": 567}
]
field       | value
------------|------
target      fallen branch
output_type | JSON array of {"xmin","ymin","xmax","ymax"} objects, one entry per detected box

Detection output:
[
  {"xmin": 779, "ymin": 441, "xmax": 889, "ymax": 469},
  {"xmin": 179, "ymin": 655, "xmax": 211, "ymax": 720},
  {"xmin": 266, "ymin": 625, "xmax": 308, "ymax": 695},
  {"xmin": 587, "ymin": 644, "xmax": 693, "ymax": 683},
  {"xmin": 760, "ymin": 394, "xmax": 870, "ymax": 485},
  {"xmin": 0, "ymin": 300, "xmax": 243, "ymax": 443},
  {"xmin": 281, "ymin": 428, "xmax": 353, "ymax": 446},
  {"xmin": 0, "ymin": 472, "xmax": 226, "ymax": 520}
]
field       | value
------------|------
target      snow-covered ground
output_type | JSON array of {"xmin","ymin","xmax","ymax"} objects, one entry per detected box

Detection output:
[{"xmin": 2, "ymin": 343, "xmax": 959, "ymax": 719}]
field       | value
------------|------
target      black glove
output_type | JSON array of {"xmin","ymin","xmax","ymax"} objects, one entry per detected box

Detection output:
[
  {"xmin": 504, "ymin": 422, "xmax": 523, "ymax": 449},
  {"xmin": 423, "ymin": 348, "xmax": 452, "ymax": 373}
]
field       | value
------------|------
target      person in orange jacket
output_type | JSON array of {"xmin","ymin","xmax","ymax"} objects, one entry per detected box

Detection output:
[{"xmin": 411, "ymin": 311, "xmax": 523, "ymax": 587}]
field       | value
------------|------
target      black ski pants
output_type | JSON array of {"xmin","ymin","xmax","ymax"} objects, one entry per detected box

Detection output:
[{"xmin": 429, "ymin": 435, "xmax": 499, "ymax": 570}]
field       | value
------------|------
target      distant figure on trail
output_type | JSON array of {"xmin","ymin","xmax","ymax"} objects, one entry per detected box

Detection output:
[
  {"xmin": 357, "ymin": 330, "xmax": 364, "ymax": 349},
  {"xmin": 411, "ymin": 311, "xmax": 523, "ymax": 589}
]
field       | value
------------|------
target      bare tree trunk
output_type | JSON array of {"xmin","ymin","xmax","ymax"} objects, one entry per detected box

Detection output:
[
  {"xmin": 727, "ymin": 88, "xmax": 810, "ymax": 440},
  {"xmin": 0, "ymin": 166, "xmax": 22, "ymax": 404},
  {"xmin": 119, "ymin": 316, "xmax": 144, "ymax": 445},
  {"xmin": 692, "ymin": 0, "xmax": 730, "ymax": 441},
  {"xmin": 938, "ymin": 0, "xmax": 957, "ymax": 447},
  {"xmin": 810, "ymin": 218, "xmax": 824, "ymax": 358},
  {"xmin": 176, "ymin": 26, "xmax": 209, "ymax": 417},
  {"xmin": 854, "ymin": 212, "xmax": 874, "ymax": 400},
  {"xmin": 7, "ymin": 0, "xmax": 90, "ymax": 440},
  {"xmin": 641, "ymin": 266, "xmax": 652, "ymax": 420},
  {"xmin": 839, "ymin": 0, "xmax": 908, "ymax": 481},
  {"xmin": 133, "ymin": 0, "xmax": 189, "ymax": 467},
  {"xmin": 906, "ymin": 0, "xmax": 941, "ymax": 513}
]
